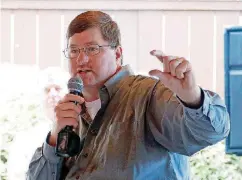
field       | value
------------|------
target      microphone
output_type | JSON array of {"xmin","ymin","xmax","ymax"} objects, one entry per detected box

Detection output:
[
  {"xmin": 55, "ymin": 77, "xmax": 84, "ymax": 157},
  {"xmin": 67, "ymin": 76, "xmax": 83, "ymax": 104}
]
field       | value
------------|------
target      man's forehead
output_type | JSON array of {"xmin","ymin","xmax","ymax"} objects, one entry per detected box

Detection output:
[
  {"xmin": 68, "ymin": 28, "xmax": 105, "ymax": 46},
  {"xmin": 69, "ymin": 41, "xmax": 99, "ymax": 47}
]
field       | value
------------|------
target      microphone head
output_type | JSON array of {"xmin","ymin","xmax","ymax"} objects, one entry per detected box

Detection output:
[{"xmin": 67, "ymin": 77, "xmax": 83, "ymax": 93}]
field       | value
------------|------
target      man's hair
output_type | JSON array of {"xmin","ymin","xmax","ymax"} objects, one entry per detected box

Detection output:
[{"xmin": 66, "ymin": 11, "xmax": 121, "ymax": 48}]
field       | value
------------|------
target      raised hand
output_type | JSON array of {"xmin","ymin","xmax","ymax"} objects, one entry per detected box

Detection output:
[{"xmin": 149, "ymin": 50, "xmax": 202, "ymax": 107}]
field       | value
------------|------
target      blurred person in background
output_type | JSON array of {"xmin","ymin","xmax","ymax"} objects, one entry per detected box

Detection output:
[{"xmin": 7, "ymin": 67, "xmax": 69, "ymax": 180}]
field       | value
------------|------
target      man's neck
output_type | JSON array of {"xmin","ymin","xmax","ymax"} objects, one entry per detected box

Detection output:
[
  {"xmin": 82, "ymin": 87, "xmax": 100, "ymax": 102},
  {"xmin": 82, "ymin": 66, "xmax": 122, "ymax": 102}
]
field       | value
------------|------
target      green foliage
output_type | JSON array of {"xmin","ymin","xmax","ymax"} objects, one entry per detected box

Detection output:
[
  {"xmin": 190, "ymin": 141, "xmax": 242, "ymax": 180},
  {"xmin": 0, "ymin": 91, "xmax": 45, "ymax": 180},
  {"xmin": 0, "ymin": 65, "xmax": 46, "ymax": 180}
]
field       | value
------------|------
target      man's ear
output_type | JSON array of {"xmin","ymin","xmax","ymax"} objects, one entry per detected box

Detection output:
[{"xmin": 115, "ymin": 46, "xmax": 123, "ymax": 65}]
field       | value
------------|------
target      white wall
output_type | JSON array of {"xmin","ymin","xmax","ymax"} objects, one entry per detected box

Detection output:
[{"xmin": 1, "ymin": 0, "xmax": 242, "ymax": 97}]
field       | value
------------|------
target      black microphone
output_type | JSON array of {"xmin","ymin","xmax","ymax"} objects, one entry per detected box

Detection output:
[{"xmin": 55, "ymin": 77, "xmax": 84, "ymax": 157}]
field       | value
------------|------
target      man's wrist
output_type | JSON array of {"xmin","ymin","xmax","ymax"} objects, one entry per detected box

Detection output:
[
  {"xmin": 47, "ymin": 131, "xmax": 57, "ymax": 147},
  {"xmin": 43, "ymin": 134, "xmax": 61, "ymax": 163},
  {"xmin": 179, "ymin": 87, "xmax": 204, "ymax": 109}
]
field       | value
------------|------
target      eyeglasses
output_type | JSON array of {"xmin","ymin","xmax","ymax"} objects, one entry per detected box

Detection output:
[{"xmin": 63, "ymin": 44, "xmax": 114, "ymax": 59}]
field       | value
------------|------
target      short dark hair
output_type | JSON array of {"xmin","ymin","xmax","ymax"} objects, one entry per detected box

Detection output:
[{"xmin": 67, "ymin": 11, "xmax": 121, "ymax": 48}]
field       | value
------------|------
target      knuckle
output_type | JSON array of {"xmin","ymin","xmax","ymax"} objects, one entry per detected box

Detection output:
[
  {"xmin": 55, "ymin": 108, "xmax": 60, "ymax": 116},
  {"xmin": 65, "ymin": 93, "xmax": 70, "ymax": 98},
  {"xmin": 63, "ymin": 94, "xmax": 71, "ymax": 101},
  {"xmin": 169, "ymin": 60, "xmax": 177, "ymax": 68},
  {"xmin": 58, "ymin": 103, "xmax": 64, "ymax": 110},
  {"xmin": 176, "ymin": 68, "xmax": 183, "ymax": 74},
  {"xmin": 55, "ymin": 116, "xmax": 62, "ymax": 123}
]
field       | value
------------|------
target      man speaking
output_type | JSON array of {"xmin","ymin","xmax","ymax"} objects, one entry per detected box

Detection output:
[{"xmin": 27, "ymin": 11, "xmax": 230, "ymax": 180}]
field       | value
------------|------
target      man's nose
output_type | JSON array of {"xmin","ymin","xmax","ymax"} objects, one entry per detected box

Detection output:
[{"xmin": 76, "ymin": 51, "xmax": 89, "ymax": 65}]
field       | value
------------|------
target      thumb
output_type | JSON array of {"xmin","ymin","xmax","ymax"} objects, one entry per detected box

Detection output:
[
  {"xmin": 149, "ymin": 69, "xmax": 179, "ymax": 89},
  {"xmin": 149, "ymin": 69, "xmax": 168, "ymax": 82}
]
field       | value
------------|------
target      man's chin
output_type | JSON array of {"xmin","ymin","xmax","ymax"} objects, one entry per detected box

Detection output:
[
  {"xmin": 81, "ymin": 81, "xmax": 93, "ymax": 87},
  {"xmin": 82, "ymin": 81, "xmax": 104, "ymax": 89}
]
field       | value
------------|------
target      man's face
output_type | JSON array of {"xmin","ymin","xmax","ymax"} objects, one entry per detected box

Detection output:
[{"xmin": 68, "ymin": 27, "xmax": 121, "ymax": 88}]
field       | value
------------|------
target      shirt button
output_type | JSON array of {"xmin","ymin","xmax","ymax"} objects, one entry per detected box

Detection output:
[
  {"xmin": 82, "ymin": 153, "xmax": 88, "ymax": 158},
  {"xmin": 91, "ymin": 129, "xmax": 98, "ymax": 136}
]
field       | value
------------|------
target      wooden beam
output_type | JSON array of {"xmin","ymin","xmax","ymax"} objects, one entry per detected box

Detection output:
[{"xmin": 2, "ymin": 0, "xmax": 242, "ymax": 11}]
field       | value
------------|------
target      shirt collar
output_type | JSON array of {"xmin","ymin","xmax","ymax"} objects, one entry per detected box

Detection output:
[{"xmin": 103, "ymin": 65, "xmax": 134, "ymax": 99}]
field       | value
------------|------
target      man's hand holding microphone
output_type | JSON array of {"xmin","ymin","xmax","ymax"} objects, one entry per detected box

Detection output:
[{"xmin": 48, "ymin": 77, "xmax": 85, "ymax": 157}]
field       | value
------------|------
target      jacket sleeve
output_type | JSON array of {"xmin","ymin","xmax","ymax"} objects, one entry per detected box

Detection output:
[
  {"xmin": 146, "ymin": 81, "xmax": 230, "ymax": 156},
  {"xmin": 26, "ymin": 136, "xmax": 63, "ymax": 180}
]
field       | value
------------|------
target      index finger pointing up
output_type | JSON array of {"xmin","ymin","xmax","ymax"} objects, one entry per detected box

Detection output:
[{"xmin": 150, "ymin": 50, "xmax": 165, "ymax": 62}]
